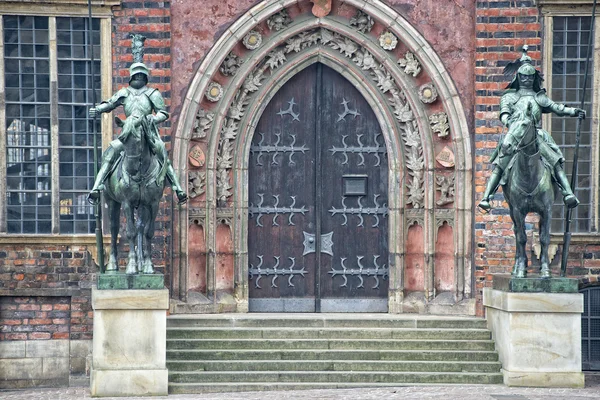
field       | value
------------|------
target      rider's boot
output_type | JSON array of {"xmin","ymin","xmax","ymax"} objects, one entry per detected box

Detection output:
[
  {"xmin": 478, "ymin": 167, "xmax": 503, "ymax": 211},
  {"xmin": 554, "ymin": 164, "xmax": 579, "ymax": 208},
  {"xmin": 165, "ymin": 163, "xmax": 188, "ymax": 205},
  {"xmin": 87, "ymin": 145, "xmax": 118, "ymax": 205}
]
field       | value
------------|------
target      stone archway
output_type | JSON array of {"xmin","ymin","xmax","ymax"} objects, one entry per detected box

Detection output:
[{"xmin": 172, "ymin": 0, "xmax": 473, "ymax": 314}]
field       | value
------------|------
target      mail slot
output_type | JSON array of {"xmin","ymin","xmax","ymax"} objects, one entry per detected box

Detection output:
[{"xmin": 343, "ymin": 175, "xmax": 368, "ymax": 196}]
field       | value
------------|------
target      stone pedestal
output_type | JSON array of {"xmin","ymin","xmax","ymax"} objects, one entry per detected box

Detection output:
[
  {"xmin": 484, "ymin": 285, "xmax": 584, "ymax": 388},
  {"xmin": 90, "ymin": 288, "xmax": 168, "ymax": 397}
]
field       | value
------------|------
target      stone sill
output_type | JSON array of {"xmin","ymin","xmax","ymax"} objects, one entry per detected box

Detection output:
[{"xmin": 0, "ymin": 288, "xmax": 86, "ymax": 297}]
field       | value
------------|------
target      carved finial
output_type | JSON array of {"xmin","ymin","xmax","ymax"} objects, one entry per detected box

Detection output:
[{"xmin": 131, "ymin": 34, "xmax": 146, "ymax": 64}]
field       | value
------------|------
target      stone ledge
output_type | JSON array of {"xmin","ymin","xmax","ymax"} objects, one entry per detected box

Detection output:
[
  {"xmin": 0, "ymin": 341, "xmax": 25, "ymax": 358},
  {"xmin": 483, "ymin": 288, "xmax": 583, "ymax": 313},
  {"xmin": 90, "ymin": 368, "xmax": 168, "ymax": 397},
  {"xmin": 92, "ymin": 288, "xmax": 169, "ymax": 310},
  {"xmin": 502, "ymin": 369, "xmax": 585, "ymax": 388}
]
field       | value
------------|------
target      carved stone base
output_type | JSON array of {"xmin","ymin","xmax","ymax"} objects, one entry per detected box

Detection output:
[
  {"xmin": 484, "ymin": 286, "xmax": 584, "ymax": 388},
  {"xmin": 91, "ymin": 289, "xmax": 169, "ymax": 396}
]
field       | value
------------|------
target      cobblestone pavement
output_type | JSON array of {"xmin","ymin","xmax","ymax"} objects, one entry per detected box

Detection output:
[{"xmin": 2, "ymin": 378, "xmax": 600, "ymax": 400}]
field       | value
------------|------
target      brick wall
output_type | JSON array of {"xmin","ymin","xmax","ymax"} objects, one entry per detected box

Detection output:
[
  {"xmin": 474, "ymin": 0, "xmax": 600, "ymax": 316},
  {"xmin": 0, "ymin": 246, "xmax": 95, "ymax": 341},
  {"xmin": 0, "ymin": 297, "xmax": 71, "ymax": 341},
  {"xmin": 0, "ymin": 0, "xmax": 173, "ymax": 388},
  {"xmin": 474, "ymin": 0, "xmax": 542, "ymax": 315},
  {"xmin": 111, "ymin": 0, "xmax": 173, "ymax": 279}
]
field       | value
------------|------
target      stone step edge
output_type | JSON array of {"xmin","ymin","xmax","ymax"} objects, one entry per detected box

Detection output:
[
  {"xmin": 167, "ymin": 315, "xmax": 485, "ymax": 320},
  {"xmin": 166, "ymin": 327, "xmax": 491, "ymax": 332},
  {"xmin": 166, "ymin": 349, "xmax": 499, "ymax": 353},
  {"xmin": 167, "ymin": 381, "xmax": 504, "ymax": 393},
  {"xmin": 166, "ymin": 359, "xmax": 501, "ymax": 365},
  {"xmin": 166, "ymin": 338, "xmax": 495, "ymax": 343},
  {"xmin": 169, "ymin": 371, "xmax": 504, "ymax": 376}
]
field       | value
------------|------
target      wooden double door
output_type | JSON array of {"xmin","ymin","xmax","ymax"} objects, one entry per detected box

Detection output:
[{"xmin": 248, "ymin": 64, "xmax": 389, "ymax": 312}]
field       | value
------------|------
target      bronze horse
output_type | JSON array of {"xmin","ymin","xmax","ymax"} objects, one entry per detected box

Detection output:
[
  {"xmin": 103, "ymin": 115, "xmax": 165, "ymax": 274},
  {"xmin": 502, "ymin": 103, "xmax": 554, "ymax": 278}
]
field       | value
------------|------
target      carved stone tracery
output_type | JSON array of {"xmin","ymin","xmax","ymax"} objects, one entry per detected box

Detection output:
[
  {"xmin": 212, "ymin": 26, "xmax": 427, "ymax": 210},
  {"xmin": 175, "ymin": 1, "xmax": 474, "ymax": 309}
]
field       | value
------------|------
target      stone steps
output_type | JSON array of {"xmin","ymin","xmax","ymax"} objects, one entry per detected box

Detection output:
[
  {"xmin": 167, "ymin": 327, "xmax": 492, "ymax": 340},
  {"xmin": 167, "ymin": 338, "xmax": 496, "ymax": 351},
  {"xmin": 167, "ymin": 359, "xmax": 502, "ymax": 373},
  {"xmin": 168, "ymin": 382, "xmax": 487, "ymax": 394},
  {"xmin": 166, "ymin": 349, "xmax": 500, "ymax": 361},
  {"xmin": 166, "ymin": 314, "xmax": 502, "ymax": 393}
]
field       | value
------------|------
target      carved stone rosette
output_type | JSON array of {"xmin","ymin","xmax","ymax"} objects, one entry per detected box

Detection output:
[
  {"xmin": 243, "ymin": 30, "xmax": 262, "ymax": 50},
  {"xmin": 418, "ymin": 83, "xmax": 438, "ymax": 104},
  {"xmin": 206, "ymin": 82, "xmax": 223, "ymax": 102}
]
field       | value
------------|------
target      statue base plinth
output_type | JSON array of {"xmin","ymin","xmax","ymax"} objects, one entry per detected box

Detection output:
[
  {"xmin": 90, "ymin": 288, "xmax": 168, "ymax": 397},
  {"xmin": 484, "ymin": 278, "xmax": 584, "ymax": 388},
  {"xmin": 97, "ymin": 272, "xmax": 164, "ymax": 290},
  {"xmin": 492, "ymin": 274, "xmax": 578, "ymax": 293}
]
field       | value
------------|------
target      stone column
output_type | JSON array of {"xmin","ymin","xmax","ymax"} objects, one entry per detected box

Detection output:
[
  {"xmin": 484, "ymin": 280, "xmax": 584, "ymax": 388},
  {"xmin": 90, "ymin": 288, "xmax": 168, "ymax": 396}
]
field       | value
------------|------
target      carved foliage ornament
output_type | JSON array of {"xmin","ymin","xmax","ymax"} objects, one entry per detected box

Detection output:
[
  {"xmin": 220, "ymin": 52, "xmax": 244, "ymax": 76},
  {"xmin": 398, "ymin": 52, "xmax": 422, "ymax": 77},
  {"xmin": 188, "ymin": 170, "xmax": 206, "ymax": 199},
  {"xmin": 436, "ymin": 174, "xmax": 455, "ymax": 206},
  {"xmin": 350, "ymin": 10, "xmax": 374, "ymax": 33},
  {"xmin": 267, "ymin": 9, "xmax": 292, "ymax": 31},
  {"xmin": 213, "ymin": 27, "xmax": 424, "ymax": 208},
  {"xmin": 192, "ymin": 108, "xmax": 214, "ymax": 140},
  {"xmin": 429, "ymin": 112, "xmax": 450, "ymax": 138}
]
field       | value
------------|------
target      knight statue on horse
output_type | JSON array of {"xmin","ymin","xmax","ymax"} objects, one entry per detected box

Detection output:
[
  {"xmin": 478, "ymin": 45, "xmax": 585, "ymax": 212},
  {"xmin": 88, "ymin": 34, "xmax": 187, "ymax": 206},
  {"xmin": 478, "ymin": 45, "xmax": 585, "ymax": 279},
  {"xmin": 88, "ymin": 34, "xmax": 187, "ymax": 274}
]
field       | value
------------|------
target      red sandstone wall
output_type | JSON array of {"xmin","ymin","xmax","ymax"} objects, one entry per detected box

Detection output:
[{"xmin": 169, "ymin": 0, "xmax": 476, "ymax": 133}]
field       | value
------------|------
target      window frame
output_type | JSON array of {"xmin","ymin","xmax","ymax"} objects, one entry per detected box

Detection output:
[
  {"xmin": 541, "ymin": 2, "xmax": 600, "ymax": 239},
  {"xmin": 0, "ymin": 2, "xmax": 114, "ymax": 237}
]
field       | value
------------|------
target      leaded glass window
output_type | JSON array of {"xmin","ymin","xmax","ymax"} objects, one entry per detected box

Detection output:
[
  {"xmin": 550, "ymin": 16, "xmax": 594, "ymax": 233},
  {"xmin": 2, "ymin": 15, "xmax": 101, "ymax": 234}
]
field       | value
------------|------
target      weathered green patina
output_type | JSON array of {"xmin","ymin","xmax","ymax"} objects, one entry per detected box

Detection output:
[
  {"xmin": 479, "ymin": 46, "xmax": 585, "ymax": 279},
  {"xmin": 90, "ymin": 34, "xmax": 186, "ymax": 282},
  {"xmin": 97, "ymin": 273, "xmax": 165, "ymax": 290},
  {"xmin": 492, "ymin": 274, "xmax": 578, "ymax": 293}
]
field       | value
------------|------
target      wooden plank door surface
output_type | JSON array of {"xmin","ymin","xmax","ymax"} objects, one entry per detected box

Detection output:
[{"xmin": 248, "ymin": 64, "xmax": 388, "ymax": 312}]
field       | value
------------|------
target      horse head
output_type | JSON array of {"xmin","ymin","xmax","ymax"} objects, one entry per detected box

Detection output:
[{"xmin": 507, "ymin": 102, "xmax": 537, "ymax": 155}]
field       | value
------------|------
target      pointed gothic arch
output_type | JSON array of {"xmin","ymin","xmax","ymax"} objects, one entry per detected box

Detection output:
[{"xmin": 172, "ymin": 0, "xmax": 473, "ymax": 314}]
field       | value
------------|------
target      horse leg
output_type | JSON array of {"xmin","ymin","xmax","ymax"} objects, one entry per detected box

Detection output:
[
  {"xmin": 141, "ymin": 201, "xmax": 160, "ymax": 274},
  {"xmin": 512, "ymin": 207, "xmax": 528, "ymax": 278},
  {"xmin": 136, "ymin": 205, "xmax": 151, "ymax": 274},
  {"xmin": 106, "ymin": 199, "xmax": 120, "ymax": 272},
  {"xmin": 538, "ymin": 208, "xmax": 552, "ymax": 278},
  {"xmin": 123, "ymin": 202, "xmax": 137, "ymax": 274}
]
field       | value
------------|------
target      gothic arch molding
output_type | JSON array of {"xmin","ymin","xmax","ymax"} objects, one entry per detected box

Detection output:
[{"xmin": 173, "ymin": 0, "xmax": 473, "ymax": 313}]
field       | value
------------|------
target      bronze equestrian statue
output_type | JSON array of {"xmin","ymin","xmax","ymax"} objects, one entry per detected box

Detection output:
[
  {"xmin": 88, "ymin": 34, "xmax": 187, "ymax": 274},
  {"xmin": 478, "ymin": 46, "xmax": 585, "ymax": 278}
]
